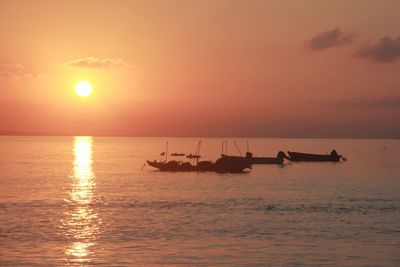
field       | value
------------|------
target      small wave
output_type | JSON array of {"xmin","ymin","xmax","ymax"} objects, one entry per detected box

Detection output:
[{"xmin": 255, "ymin": 203, "xmax": 400, "ymax": 214}]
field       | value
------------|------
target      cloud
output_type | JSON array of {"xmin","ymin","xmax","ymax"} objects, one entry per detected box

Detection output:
[
  {"xmin": 0, "ymin": 64, "xmax": 47, "ymax": 82},
  {"xmin": 354, "ymin": 36, "xmax": 400, "ymax": 63},
  {"xmin": 308, "ymin": 27, "xmax": 355, "ymax": 50},
  {"xmin": 328, "ymin": 95, "xmax": 400, "ymax": 108},
  {"xmin": 0, "ymin": 64, "xmax": 24, "ymax": 70},
  {"xmin": 0, "ymin": 64, "xmax": 27, "ymax": 81},
  {"xmin": 65, "ymin": 57, "xmax": 130, "ymax": 69}
]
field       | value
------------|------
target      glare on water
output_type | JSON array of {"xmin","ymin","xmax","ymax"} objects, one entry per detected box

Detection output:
[
  {"xmin": 63, "ymin": 136, "xmax": 99, "ymax": 263},
  {"xmin": 71, "ymin": 136, "xmax": 95, "ymax": 204}
]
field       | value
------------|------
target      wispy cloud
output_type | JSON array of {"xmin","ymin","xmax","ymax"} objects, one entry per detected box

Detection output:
[
  {"xmin": 0, "ymin": 64, "xmax": 41, "ymax": 82},
  {"xmin": 354, "ymin": 36, "xmax": 400, "ymax": 63},
  {"xmin": 65, "ymin": 57, "xmax": 131, "ymax": 69},
  {"xmin": 308, "ymin": 27, "xmax": 355, "ymax": 51},
  {"xmin": 327, "ymin": 95, "xmax": 400, "ymax": 108}
]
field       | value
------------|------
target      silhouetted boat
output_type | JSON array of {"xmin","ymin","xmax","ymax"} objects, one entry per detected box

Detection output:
[
  {"xmin": 171, "ymin": 153, "xmax": 185, "ymax": 156},
  {"xmin": 185, "ymin": 141, "xmax": 202, "ymax": 159},
  {"xmin": 287, "ymin": 150, "xmax": 344, "ymax": 162},
  {"xmin": 146, "ymin": 157, "xmax": 251, "ymax": 173},
  {"xmin": 186, "ymin": 154, "xmax": 201, "ymax": 159},
  {"xmin": 221, "ymin": 151, "xmax": 286, "ymax": 164}
]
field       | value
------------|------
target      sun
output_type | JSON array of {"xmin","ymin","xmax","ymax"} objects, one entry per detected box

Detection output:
[{"xmin": 75, "ymin": 81, "xmax": 93, "ymax": 97}]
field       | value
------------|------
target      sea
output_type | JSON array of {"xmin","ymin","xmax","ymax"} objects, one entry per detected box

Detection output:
[{"xmin": 0, "ymin": 136, "xmax": 399, "ymax": 266}]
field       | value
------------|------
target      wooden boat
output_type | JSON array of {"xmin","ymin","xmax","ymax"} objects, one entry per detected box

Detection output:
[
  {"xmin": 185, "ymin": 141, "xmax": 202, "ymax": 159},
  {"xmin": 221, "ymin": 151, "xmax": 286, "ymax": 165},
  {"xmin": 171, "ymin": 153, "xmax": 185, "ymax": 156},
  {"xmin": 186, "ymin": 153, "xmax": 201, "ymax": 159},
  {"xmin": 287, "ymin": 150, "xmax": 343, "ymax": 162},
  {"xmin": 213, "ymin": 157, "xmax": 251, "ymax": 172},
  {"xmin": 147, "ymin": 160, "xmax": 195, "ymax": 171},
  {"xmin": 146, "ymin": 157, "xmax": 251, "ymax": 173}
]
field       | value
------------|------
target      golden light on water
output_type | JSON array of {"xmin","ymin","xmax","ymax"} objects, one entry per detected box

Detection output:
[
  {"xmin": 71, "ymin": 137, "xmax": 94, "ymax": 204},
  {"xmin": 62, "ymin": 136, "xmax": 100, "ymax": 263},
  {"xmin": 65, "ymin": 241, "xmax": 95, "ymax": 261}
]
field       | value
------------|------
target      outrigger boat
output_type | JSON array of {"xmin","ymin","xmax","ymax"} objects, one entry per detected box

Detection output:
[
  {"xmin": 146, "ymin": 140, "xmax": 250, "ymax": 173},
  {"xmin": 220, "ymin": 140, "xmax": 286, "ymax": 165},
  {"xmin": 221, "ymin": 151, "xmax": 286, "ymax": 165},
  {"xmin": 186, "ymin": 153, "xmax": 201, "ymax": 159},
  {"xmin": 147, "ymin": 157, "xmax": 251, "ymax": 173},
  {"xmin": 287, "ymin": 150, "xmax": 345, "ymax": 162},
  {"xmin": 171, "ymin": 153, "xmax": 185, "ymax": 156},
  {"xmin": 186, "ymin": 141, "xmax": 202, "ymax": 159}
]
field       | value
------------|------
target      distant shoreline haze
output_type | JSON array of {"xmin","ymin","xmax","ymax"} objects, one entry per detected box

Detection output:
[{"xmin": 0, "ymin": 132, "xmax": 399, "ymax": 140}]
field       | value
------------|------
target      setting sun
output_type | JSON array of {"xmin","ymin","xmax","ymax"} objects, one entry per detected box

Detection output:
[
  {"xmin": 75, "ymin": 81, "xmax": 93, "ymax": 97},
  {"xmin": 2, "ymin": 1, "xmax": 400, "ymax": 266}
]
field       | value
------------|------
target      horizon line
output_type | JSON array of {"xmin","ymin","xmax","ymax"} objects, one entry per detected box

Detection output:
[{"xmin": 0, "ymin": 132, "xmax": 399, "ymax": 140}]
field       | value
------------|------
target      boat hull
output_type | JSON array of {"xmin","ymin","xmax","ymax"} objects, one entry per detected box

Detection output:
[
  {"xmin": 221, "ymin": 154, "xmax": 284, "ymax": 165},
  {"xmin": 147, "ymin": 157, "xmax": 250, "ymax": 173},
  {"xmin": 287, "ymin": 151, "xmax": 341, "ymax": 162},
  {"xmin": 147, "ymin": 160, "xmax": 195, "ymax": 171},
  {"xmin": 171, "ymin": 153, "xmax": 185, "ymax": 156}
]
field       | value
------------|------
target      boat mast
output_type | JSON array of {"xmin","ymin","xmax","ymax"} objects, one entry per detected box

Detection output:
[
  {"xmin": 234, "ymin": 140, "xmax": 243, "ymax": 156},
  {"xmin": 191, "ymin": 140, "xmax": 201, "ymax": 165},
  {"xmin": 196, "ymin": 140, "xmax": 201, "ymax": 165},
  {"xmin": 165, "ymin": 141, "xmax": 168, "ymax": 162}
]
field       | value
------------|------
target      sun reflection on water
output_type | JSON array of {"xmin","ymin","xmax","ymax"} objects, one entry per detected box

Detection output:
[
  {"xmin": 71, "ymin": 137, "xmax": 94, "ymax": 204},
  {"xmin": 63, "ymin": 136, "xmax": 100, "ymax": 263}
]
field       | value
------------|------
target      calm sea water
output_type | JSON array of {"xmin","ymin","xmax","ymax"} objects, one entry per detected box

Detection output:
[{"xmin": 0, "ymin": 136, "xmax": 399, "ymax": 266}]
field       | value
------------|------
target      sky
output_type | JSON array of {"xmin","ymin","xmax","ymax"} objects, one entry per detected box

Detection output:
[{"xmin": 0, "ymin": 0, "xmax": 399, "ymax": 138}]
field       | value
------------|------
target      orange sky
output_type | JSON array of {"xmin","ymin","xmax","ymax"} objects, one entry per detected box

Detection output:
[{"xmin": 1, "ymin": 0, "xmax": 399, "ymax": 138}]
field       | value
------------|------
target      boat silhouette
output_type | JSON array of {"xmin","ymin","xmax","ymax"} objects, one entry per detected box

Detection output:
[
  {"xmin": 287, "ymin": 150, "xmax": 345, "ymax": 162},
  {"xmin": 186, "ymin": 153, "xmax": 201, "ymax": 159},
  {"xmin": 171, "ymin": 153, "xmax": 185, "ymax": 156},
  {"xmin": 147, "ymin": 157, "xmax": 251, "ymax": 173},
  {"xmin": 221, "ymin": 151, "xmax": 286, "ymax": 164},
  {"xmin": 220, "ymin": 140, "xmax": 286, "ymax": 164}
]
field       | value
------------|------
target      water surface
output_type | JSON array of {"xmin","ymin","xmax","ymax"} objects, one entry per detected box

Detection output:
[{"xmin": 0, "ymin": 136, "xmax": 399, "ymax": 266}]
